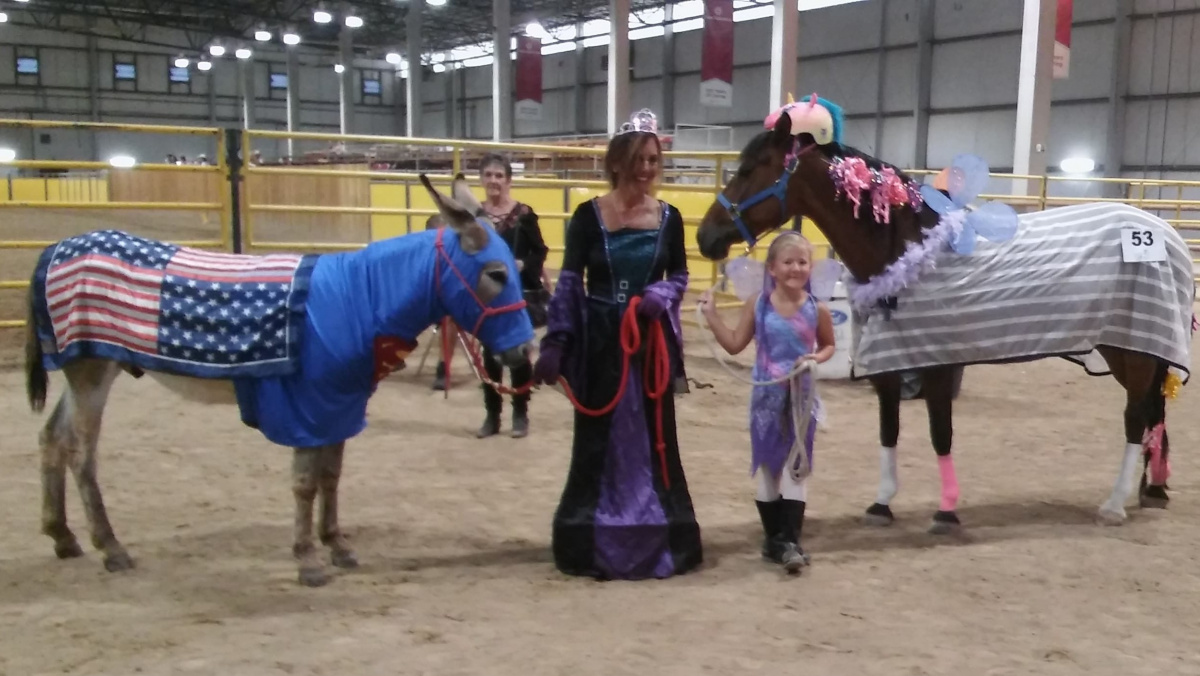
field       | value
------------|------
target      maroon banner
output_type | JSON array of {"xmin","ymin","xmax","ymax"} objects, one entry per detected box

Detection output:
[
  {"xmin": 1053, "ymin": 0, "xmax": 1072, "ymax": 79},
  {"xmin": 515, "ymin": 35, "xmax": 543, "ymax": 120},
  {"xmin": 700, "ymin": 0, "xmax": 733, "ymax": 107}
]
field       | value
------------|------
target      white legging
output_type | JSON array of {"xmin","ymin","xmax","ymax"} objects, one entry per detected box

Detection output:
[{"xmin": 756, "ymin": 464, "xmax": 809, "ymax": 502}]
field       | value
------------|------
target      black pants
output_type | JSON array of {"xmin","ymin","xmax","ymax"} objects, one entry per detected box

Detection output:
[{"xmin": 482, "ymin": 346, "xmax": 532, "ymax": 416}]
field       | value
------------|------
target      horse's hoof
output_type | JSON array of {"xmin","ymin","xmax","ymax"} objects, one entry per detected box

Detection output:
[
  {"xmin": 55, "ymin": 539, "xmax": 84, "ymax": 559},
  {"xmin": 863, "ymin": 503, "xmax": 894, "ymax": 527},
  {"xmin": 103, "ymin": 550, "xmax": 136, "ymax": 572},
  {"xmin": 1096, "ymin": 504, "xmax": 1128, "ymax": 526},
  {"xmin": 331, "ymin": 549, "xmax": 359, "ymax": 569},
  {"xmin": 298, "ymin": 566, "xmax": 330, "ymax": 587},
  {"xmin": 928, "ymin": 510, "xmax": 961, "ymax": 535},
  {"xmin": 1140, "ymin": 485, "xmax": 1169, "ymax": 510}
]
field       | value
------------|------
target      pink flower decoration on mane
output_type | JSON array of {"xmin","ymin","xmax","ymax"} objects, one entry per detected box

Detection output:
[
  {"xmin": 829, "ymin": 157, "xmax": 872, "ymax": 219},
  {"xmin": 872, "ymin": 167, "xmax": 910, "ymax": 224}
]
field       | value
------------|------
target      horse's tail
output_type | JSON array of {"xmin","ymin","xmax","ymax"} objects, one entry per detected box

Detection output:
[
  {"xmin": 25, "ymin": 272, "xmax": 48, "ymax": 413},
  {"xmin": 1139, "ymin": 360, "xmax": 1171, "ymax": 501}
]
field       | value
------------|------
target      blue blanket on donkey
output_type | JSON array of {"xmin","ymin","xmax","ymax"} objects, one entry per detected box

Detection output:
[{"xmin": 33, "ymin": 230, "xmax": 318, "ymax": 379}]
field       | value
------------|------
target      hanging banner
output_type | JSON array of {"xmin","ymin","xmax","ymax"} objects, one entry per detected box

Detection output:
[
  {"xmin": 700, "ymin": 0, "xmax": 734, "ymax": 107},
  {"xmin": 515, "ymin": 35, "xmax": 543, "ymax": 120},
  {"xmin": 1053, "ymin": 0, "xmax": 1072, "ymax": 79}
]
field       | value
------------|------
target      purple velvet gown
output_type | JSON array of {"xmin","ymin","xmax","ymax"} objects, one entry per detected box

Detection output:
[{"xmin": 541, "ymin": 198, "xmax": 703, "ymax": 580}]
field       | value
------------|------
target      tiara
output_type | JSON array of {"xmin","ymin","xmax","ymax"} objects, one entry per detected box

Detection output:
[{"xmin": 615, "ymin": 108, "xmax": 658, "ymax": 136}]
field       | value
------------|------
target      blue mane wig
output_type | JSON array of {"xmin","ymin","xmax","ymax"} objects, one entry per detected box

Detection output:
[{"xmin": 799, "ymin": 94, "xmax": 845, "ymax": 145}]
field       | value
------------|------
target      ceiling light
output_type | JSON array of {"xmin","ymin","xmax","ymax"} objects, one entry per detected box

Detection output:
[
  {"xmin": 108, "ymin": 155, "xmax": 137, "ymax": 168},
  {"xmin": 12, "ymin": 0, "xmax": 29, "ymax": 3},
  {"xmin": 432, "ymin": 63, "xmax": 446, "ymax": 73},
  {"xmin": 174, "ymin": 56, "xmax": 189, "ymax": 68},
  {"xmin": 525, "ymin": 21, "xmax": 548, "ymax": 39},
  {"xmin": 334, "ymin": 64, "xmax": 345, "ymax": 73},
  {"xmin": 314, "ymin": 9, "xmax": 332, "ymax": 23},
  {"xmin": 197, "ymin": 59, "xmax": 212, "ymax": 71},
  {"xmin": 283, "ymin": 31, "xmax": 301, "ymax": 45},
  {"xmin": 345, "ymin": 15, "xmax": 363, "ymax": 28},
  {"xmin": 1060, "ymin": 157, "xmax": 1096, "ymax": 174},
  {"xmin": 385, "ymin": 51, "xmax": 402, "ymax": 64},
  {"xmin": 235, "ymin": 47, "xmax": 252, "ymax": 59},
  {"xmin": 255, "ymin": 29, "xmax": 272, "ymax": 41},
  {"xmin": 209, "ymin": 44, "xmax": 225, "ymax": 57},
  {"xmin": 0, "ymin": 12, "xmax": 8, "ymax": 23},
  {"xmin": 427, "ymin": 0, "xmax": 447, "ymax": 7},
  {"xmin": 0, "ymin": 148, "xmax": 16, "ymax": 163}
]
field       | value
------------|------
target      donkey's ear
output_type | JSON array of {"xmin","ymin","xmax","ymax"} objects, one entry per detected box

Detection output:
[
  {"xmin": 451, "ymin": 172, "xmax": 485, "ymax": 217},
  {"xmin": 418, "ymin": 173, "xmax": 488, "ymax": 254},
  {"xmin": 772, "ymin": 110, "xmax": 793, "ymax": 144}
]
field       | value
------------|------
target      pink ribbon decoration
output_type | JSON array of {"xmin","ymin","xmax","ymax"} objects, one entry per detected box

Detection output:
[
  {"xmin": 829, "ymin": 156, "xmax": 872, "ymax": 219},
  {"xmin": 1143, "ymin": 422, "xmax": 1170, "ymax": 485}
]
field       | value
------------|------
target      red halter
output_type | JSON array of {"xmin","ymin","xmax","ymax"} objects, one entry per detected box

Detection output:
[{"xmin": 433, "ymin": 226, "xmax": 529, "ymax": 340}]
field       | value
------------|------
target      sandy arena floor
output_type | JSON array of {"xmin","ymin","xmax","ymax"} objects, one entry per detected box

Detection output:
[{"xmin": 0, "ymin": 322, "xmax": 1199, "ymax": 676}]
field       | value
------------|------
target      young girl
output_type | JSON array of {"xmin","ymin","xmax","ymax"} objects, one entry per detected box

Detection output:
[{"xmin": 698, "ymin": 232, "xmax": 835, "ymax": 574}]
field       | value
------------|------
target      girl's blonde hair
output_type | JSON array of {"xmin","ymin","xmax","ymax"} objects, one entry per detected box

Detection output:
[{"xmin": 764, "ymin": 231, "xmax": 813, "ymax": 267}]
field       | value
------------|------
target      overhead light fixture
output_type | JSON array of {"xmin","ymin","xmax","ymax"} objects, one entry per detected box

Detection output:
[
  {"xmin": 0, "ymin": 148, "xmax": 16, "ymax": 163},
  {"xmin": 432, "ymin": 63, "xmax": 446, "ymax": 73},
  {"xmin": 197, "ymin": 59, "xmax": 212, "ymax": 71},
  {"xmin": 427, "ymin": 0, "xmax": 447, "ymax": 7},
  {"xmin": 525, "ymin": 21, "xmax": 548, "ymax": 39},
  {"xmin": 0, "ymin": 12, "xmax": 8, "ymax": 23},
  {"xmin": 12, "ymin": 0, "xmax": 29, "ymax": 3},
  {"xmin": 235, "ymin": 47, "xmax": 252, "ymax": 59},
  {"xmin": 345, "ymin": 15, "xmax": 363, "ymax": 28},
  {"xmin": 313, "ymin": 9, "xmax": 332, "ymax": 23},
  {"xmin": 282, "ymin": 31, "xmax": 301, "ymax": 45},
  {"xmin": 174, "ymin": 56, "xmax": 189, "ymax": 68},
  {"xmin": 255, "ymin": 28, "xmax": 272, "ymax": 41},
  {"xmin": 108, "ymin": 155, "xmax": 137, "ymax": 168},
  {"xmin": 1060, "ymin": 157, "xmax": 1096, "ymax": 174},
  {"xmin": 209, "ymin": 44, "xmax": 225, "ymax": 57},
  {"xmin": 334, "ymin": 63, "xmax": 345, "ymax": 73},
  {"xmin": 385, "ymin": 51, "xmax": 402, "ymax": 64}
]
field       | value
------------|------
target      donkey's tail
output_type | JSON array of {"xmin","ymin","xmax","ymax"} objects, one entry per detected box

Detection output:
[{"xmin": 25, "ymin": 273, "xmax": 48, "ymax": 413}]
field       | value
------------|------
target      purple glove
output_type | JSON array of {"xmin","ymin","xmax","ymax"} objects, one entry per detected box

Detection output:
[
  {"xmin": 532, "ymin": 342, "xmax": 564, "ymax": 385},
  {"xmin": 637, "ymin": 290, "xmax": 670, "ymax": 320}
]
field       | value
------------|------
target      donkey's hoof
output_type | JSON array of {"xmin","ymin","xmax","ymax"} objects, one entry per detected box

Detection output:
[
  {"xmin": 928, "ymin": 511, "xmax": 961, "ymax": 535},
  {"xmin": 298, "ymin": 566, "xmax": 330, "ymax": 587},
  {"xmin": 1140, "ymin": 485, "xmax": 1169, "ymax": 510},
  {"xmin": 331, "ymin": 549, "xmax": 359, "ymax": 569},
  {"xmin": 1096, "ymin": 506, "xmax": 1127, "ymax": 526},
  {"xmin": 55, "ymin": 539, "xmax": 84, "ymax": 560},
  {"xmin": 103, "ymin": 550, "xmax": 136, "ymax": 572},
  {"xmin": 862, "ymin": 503, "xmax": 895, "ymax": 527}
]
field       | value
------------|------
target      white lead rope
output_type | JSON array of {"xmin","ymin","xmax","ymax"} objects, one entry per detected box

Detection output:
[{"xmin": 694, "ymin": 301, "xmax": 818, "ymax": 482}]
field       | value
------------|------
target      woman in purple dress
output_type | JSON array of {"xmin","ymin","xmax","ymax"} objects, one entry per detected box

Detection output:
[{"xmin": 532, "ymin": 110, "xmax": 702, "ymax": 580}]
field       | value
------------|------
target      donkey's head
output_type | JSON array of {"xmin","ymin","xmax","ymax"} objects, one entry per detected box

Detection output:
[{"xmin": 420, "ymin": 173, "xmax": 534, "ymax": 367}]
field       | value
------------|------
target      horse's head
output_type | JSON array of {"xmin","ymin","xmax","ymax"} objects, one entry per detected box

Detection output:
[
  {"xmin": 419, "ymin": 173, "xmax": 534, "ymax": 368},
  {"xmin": 697, "ymin": 105, "xmax": 930, "ymax": 281}
]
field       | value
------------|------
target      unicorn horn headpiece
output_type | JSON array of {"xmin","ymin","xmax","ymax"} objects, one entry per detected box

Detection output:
[{"xmin": 763, "ymin": 91, "xmax": 842, "ymax": 146}]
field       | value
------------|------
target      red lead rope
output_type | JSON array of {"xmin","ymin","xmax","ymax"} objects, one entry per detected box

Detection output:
[{"xmin": 458, "ymin": 296, "xmax": 673, "ymax": 489}]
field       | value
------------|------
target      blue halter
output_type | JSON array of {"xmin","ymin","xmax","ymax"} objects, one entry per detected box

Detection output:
[{"xmin": 716, "ymin": 139, "xmax": 809, "ymax": 251}]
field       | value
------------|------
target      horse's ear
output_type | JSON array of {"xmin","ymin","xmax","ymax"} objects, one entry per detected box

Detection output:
[
  {"xmin": 772, "ymin": 111, "xmax": 793, "ymax": 144},
  {"xmin": 418, "ymin": 173, "xmax": 488, "ymax": 254},
  {"xmin": 451, "ymin": 172, "xmax": 485, "ymax": 217}
]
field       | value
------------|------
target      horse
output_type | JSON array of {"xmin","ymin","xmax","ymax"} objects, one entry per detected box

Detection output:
[
  {"xmin": 696, "ymin": 106, "xmax": 1195, "ymax": 535},
  {"xmin": 23, "ymin": 174, "xmax": 536, "ymax": 586}
]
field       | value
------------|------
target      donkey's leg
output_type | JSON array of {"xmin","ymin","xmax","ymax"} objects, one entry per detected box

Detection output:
[
  {"xmin": 317, "ymin": 443, "xmax": 358, "ymax": 569},
  {"xmin": 40, "ymin": 396, "xmax": 83, "ymax": 560},
  {"xmin": 292, "ymin": 446, "xmax": 328, "ymax": 586},
  {"xmin": 1096, "ymin": 348, "xmax": 1158, "ymax": 525},
  {"xmin": 63, "ymin": 360, "xmax": 134, "ymax": 571},
  {"xmin": 921, "ymin": 366, "xmax": 961, "ymax": 534},
  {"xmin": 864, "ymin": 372, "xmax": 902, "ymax": 526}
]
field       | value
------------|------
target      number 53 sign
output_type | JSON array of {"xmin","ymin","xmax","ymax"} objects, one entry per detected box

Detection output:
[{"xmin": 1121, "ymin": 227, "xmax": 1167, "ymax": 263}]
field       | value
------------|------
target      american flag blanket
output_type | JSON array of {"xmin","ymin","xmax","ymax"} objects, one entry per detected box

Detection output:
[
  {"xmin": 852, "ymin": 203, "xmax": 1196, "ymax": 381},
  {"xmin": 32, "ymin": 229, "xmax": 319, "ymax": 379}
]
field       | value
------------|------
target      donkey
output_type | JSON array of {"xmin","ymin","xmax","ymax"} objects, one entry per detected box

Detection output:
[
  {"xmin": 696, "ymin": 107, "xmax": 1194, "ymax": 534},
  {"xmin": 24, "ymin": 174, "xmax": 535, "ymax": 586}
]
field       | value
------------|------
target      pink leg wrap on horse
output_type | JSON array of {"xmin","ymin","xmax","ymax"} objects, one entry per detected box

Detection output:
[
  {"xmin": 937, "ymin": 455, "xmax": 960, "ymax": 512},
  {"xmin": 1144, "ymin": 422, "xmax": 1170, "ymax": 486}
]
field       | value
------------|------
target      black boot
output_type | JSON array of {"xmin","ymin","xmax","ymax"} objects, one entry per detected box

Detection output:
[
  {"xmin": 510, "ymin": 357, "xmax": 532, "ymax": 439},
  {"xmin": 755, "ymin": 500, "xmax": 784, "ymax": 562},
  {"xmin": 477, "ymin": 361, "xmax": 503, "ymax": 438},
  {"xmin": 432, "ymin": 361, "xmax": 446, "ymax": 391},
  {"xmin": 778, "ymin": 499, "xmax": 810, "ymax": 573}
]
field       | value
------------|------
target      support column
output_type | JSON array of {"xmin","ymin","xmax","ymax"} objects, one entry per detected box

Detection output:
[
  {"xmin": 286, "ymin": 50, "xmax": 300, "ymax": 157},
  {"xmin": 573, "ymin": 22, "xmax": 587, "ymax": 134},
  {"xmin": 767, "ymin": 0, "xmax": 799, "ymax": 110},
  {"xmin": 492, "ymin": 0, "xmax": 513, "ymax": 141},
  {"xmin": 1012, "ymin": 0, "xmax": 1057, "ymax": 196},
  {"xmin": 446, "ymin": 64, "xmax": 457, "ymax": 138},
  {"xmin": 406, "ymin": 3, "xmax": 423, "ymax": 137},
  {"xmin": 239, "ymin": 57, "xmax": 256, "ymax": 129},
  {"xmin": 661, "ymin": 3, "xmax": 676, "ymax": 130},
  {"xmin": 1104, "ymin": 1, "xmax": 1131, "ymax": 190},
  {"xmin": 86, "ymin": 31, "xmax": 100, "ymax": 160},
  {"xmin": 913, "ymin": 0, "xmax": 933, "ymax": 168},
  {"xmin": 338, "ymin": 25, "xmax": 355, "ymax": 134},
  {"xmin": 872, "ymin": 0, "xmax": 886, "ymax": 155},
  {"xmin": 607, "ymin": 0, "xmax": 631, "ymax": 135}
]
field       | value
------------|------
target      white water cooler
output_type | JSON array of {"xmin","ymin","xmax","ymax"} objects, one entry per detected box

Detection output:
[{"xmin": 815, "ymin": 280, "xmax": 855, "ymax": 380}]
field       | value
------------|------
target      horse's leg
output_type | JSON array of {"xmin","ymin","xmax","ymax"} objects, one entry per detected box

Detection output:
[
  {"xmin": 864, "ymin": 372, "xmax": 902, "ymax": 526},
  {"xmin": 1096, "ymin": 347, "xmax": 1159, "ymax": 524},
  {"xmin": 317, "ymin": 442, "xmax": 358, "ymax": 569},
  {"xmin": 292, "ymin": 446, "xmax": 328, "ymax": 586},
  {"xmin": 921, "ymin": 365, "xmax": 960, "ymax": 534},
  {"xmin": 63, "ymin": 360, "xmax": 134, "ymax": 571},
  {"xmin": 40, "ymin": 395, "xmax": 83, "ymax": 560}
]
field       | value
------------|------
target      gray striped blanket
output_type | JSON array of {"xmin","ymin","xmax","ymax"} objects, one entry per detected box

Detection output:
[{"xmin": 852, "ymin": 203, "xmax": 1195, "ymax": 380}]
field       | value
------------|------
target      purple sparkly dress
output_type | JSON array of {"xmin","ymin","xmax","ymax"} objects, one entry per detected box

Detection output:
[{"xmin": 749, "ymin": 292, "xmax": 819, "ymax": 478}]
